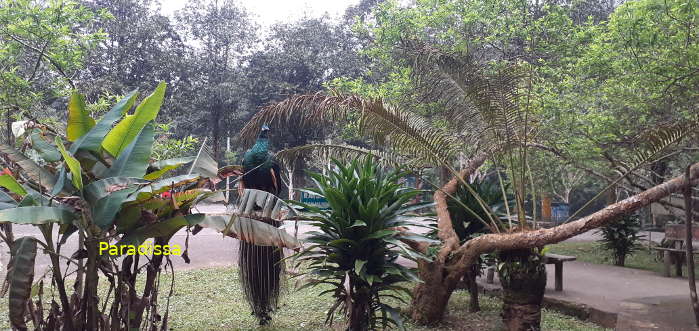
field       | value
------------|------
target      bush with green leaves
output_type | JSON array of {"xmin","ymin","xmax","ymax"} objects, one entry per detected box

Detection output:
[
  {"xmin": 597, "ymin": 214, "xmax": 645, "ymax": 266},
  {"xmin": 291, "ymin": 158, "xmax": 433, "ymax": 331},
  {"xmin": 0, "ymin": 83, "xmax": 270, "ymax": 330}
]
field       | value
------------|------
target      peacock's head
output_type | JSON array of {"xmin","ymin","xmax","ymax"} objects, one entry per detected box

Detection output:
[{"xmin": 259, "ymin": 124, "xmax": 270, "ymax": 138}]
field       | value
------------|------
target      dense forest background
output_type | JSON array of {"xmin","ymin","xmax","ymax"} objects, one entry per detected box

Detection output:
[{"xmin": 1, "ymin": 0, "xmax": 697, "ymax": 222}]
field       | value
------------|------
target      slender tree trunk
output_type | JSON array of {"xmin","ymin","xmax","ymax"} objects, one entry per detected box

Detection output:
[
  {"xmin": 615, "ymin": 254, "xmax": 626, "ymax": 267},
  {"xmin": 5, "ymin": 108, "xmax": 15, "ymax": 145},
  {"xmin": 83, "ymin": 237, "xmax": 100, "ymax": 331},
  {"xmin": 465, "ymin": 263, "xmax": 480, "ymax": 312},
  {"xmin": 498, "ymin": 249, "xmax": 546, "ymax": 331},
  {"xmin": 212, "ymin": 103, "xmax": 222, "ymax": 160},
  {"xmin": 684, "ymin": 165, "xmax": 699, "ymax": 325},
  {"xmin": 130, "ymin": 237, "xmax": 167, "ymax": 329}
]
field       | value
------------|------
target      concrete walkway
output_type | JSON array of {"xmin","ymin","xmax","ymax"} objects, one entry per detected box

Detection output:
[
  {"xmin": 476, "ymin": 231, "xmax": 699, "ymax": 330},
  {"xmin": 477, "ymin": 260, "xmax": 698, "ymax": 328}
]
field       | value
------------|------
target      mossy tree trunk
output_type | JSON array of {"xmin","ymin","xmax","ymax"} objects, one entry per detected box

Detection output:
[
  {"xmin": 405, "ymin": 160, "xmax": 698, "ymax": 327},
  {"xmin": 498, "ymin": 249, "xmax": 547, "ymax": 331}
]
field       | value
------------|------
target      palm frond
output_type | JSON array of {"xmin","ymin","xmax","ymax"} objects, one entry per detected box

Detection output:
[
  {"xmin": 631, "ymin": 117, "xmax": 699, "ymax": 167},
  {"xmin": 275, "ymin": 144, "xmax": 407, "ymax": 169},
  {"xmin": 238, "ymin": 92, "xmax": 364, "ymax": 146},
  {"xmin": 238, "ymin": 93, "xmax": 463, "ymax": 168},
  {"xmin": 189, "ymin": 138, "xmax": 217, "ymax": 178},
  {"xmin": 403, "ymin": 41, "xmax": 538, "ymax": 149}
]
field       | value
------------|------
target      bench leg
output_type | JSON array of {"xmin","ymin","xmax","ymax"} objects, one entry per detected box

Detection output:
[
  {"xmin": 675, "ymin": 252, "xmax": 683, "ymax": 277},
  {"xmin": 664, "ymin": 251, "xmax": 672, "ymax": 277},
  {"xmin": 554, "ymin": 261, "xmax": 563, "ymax": 291},
  {"xmin": 486, "ymin": 266, "xmax": 494, "ymax": 284}
]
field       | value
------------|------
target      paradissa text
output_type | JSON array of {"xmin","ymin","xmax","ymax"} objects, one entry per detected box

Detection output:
[{"xmin": 99, "ymin": 242, "xmax": 182, "ymax": 256}]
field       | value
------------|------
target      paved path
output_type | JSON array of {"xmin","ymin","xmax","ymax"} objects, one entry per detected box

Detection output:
[{"xmin": 478, "ymin": 235, "xmax": 698, "ymax": 330}]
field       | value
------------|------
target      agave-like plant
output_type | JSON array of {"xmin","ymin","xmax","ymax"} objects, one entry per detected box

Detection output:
[{"xmin": 291, "ymin": 158, "xmax": 433, "ymax": 331}]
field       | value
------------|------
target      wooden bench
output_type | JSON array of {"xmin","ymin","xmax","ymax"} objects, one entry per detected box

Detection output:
[
  {"xmin": 650, "ymin": 224, "xmax": 699, "ymax": 277},
  {"xmin": 484, "ymin": 253, "xmax": 576, "ymax": 291},
  {"xmin": 544, "ymin": 253, "xmax": 577, "ymax": 291}
]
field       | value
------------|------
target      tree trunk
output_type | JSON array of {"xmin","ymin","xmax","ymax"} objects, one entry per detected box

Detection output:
[
  {"xmin": 684, "ymin": 165, "xmax": 699, "ymax": 325},
  {"xmin": 498, "ymin": 249, "xmax": 546, "ymax": 331},
  {"xmin": 82, "ymin": 236, "xmax": 100, "ymax": 331},
  {"xmin": 614, "ymin": 254, "xmax": 625, "ymax": 267},
  {"xmin": 410, "ymin": 260, "xmax": 457, "ymax": 324},
  {"xmin": 409, "ymin": 160, "xmax": 698, "ymax": 327},
  {"xmin": 348, "ymin": 277, "xmax": 370, "ymax": 331},
  {"xmin": 465, "ymin": 263, "xmax": 480, "ymax": 312}
]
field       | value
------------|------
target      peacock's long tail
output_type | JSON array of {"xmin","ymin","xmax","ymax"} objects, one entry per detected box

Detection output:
[{"xmin": 238, "ymin": 219, "xmax": 284, "ymax": 325}]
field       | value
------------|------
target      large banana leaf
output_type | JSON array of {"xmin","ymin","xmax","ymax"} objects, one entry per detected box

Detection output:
[
  {"xmin": 8, "ymin": 237, "xmax": 37, "ymax": 330},
  {"xmin": 0, "ymin": 174, "xmax": 27, "ymax": 196},
  {"xmin": 116, "ymin": 213, "xmax": 205, "ymax": 247},
  {"xmin": 30, "ymin": 130, "xmax": 61, "ymax": 162},
  {"xmin": 232, "ymin": 216, "xmax": 300, "ymax": 249},
  {"xmin": 85, "ymin": 177, "xmax": 147, "ymax": 204},
  {"xmin": 145, "ymin": 156, "xmax": 195, "ymax": 180},
  {"xmin": 70, "ymin": 90, "xmax": 139, "ymax": 153},
  {"xmin": 66, "ymin": 92, "xmax": 95, "ymax": 141},
  {"xmin": 0, "ymin": 206, "xmax": 75, "ymax": 225},
  {"xmin": 223, "ymin": 189, "xmax": 300, "ymax": 249},
  {"xmin": 0, "ymin": 143, "xmax": 56, "ymax": 192},
  {"xmin": 55, "ymin": 137, "xmax": 83, "ymax": 191},
  {"xmin": 128, "ymin": 174, "xmax": 200, "ymax": 202},
  {"xmin": 236, "ymin": 189, "xmax": 297, "ymax": 220},
  {"xmin": 194, "ymin": 214, "xmax": 229, "ymax": 232},
  {"xmin": 192, "ymin": 213, "xmax": 301, "ymax": 249},
  {"xmin": 189, "ymin": 140, "xmax": 217, "ymax": 178},
  {"xmin": 103, "ymin": 122, "xmax": 154, "ymax": 178},
  {"xmin": 92, "ymin": 187, "xmax": 139, "ymax": 230},
  {"xmin": 102, "ymin": 82, "xmax": 165, "ymax": 156}
]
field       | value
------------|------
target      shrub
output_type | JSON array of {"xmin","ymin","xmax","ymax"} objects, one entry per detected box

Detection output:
[
  {"xmin": 291, "ymin": 158, "xmax": 433, "ymax": 331},
  {"xmin": 597, "ymin": 214, "xmax": 645, "ymax": 266}
]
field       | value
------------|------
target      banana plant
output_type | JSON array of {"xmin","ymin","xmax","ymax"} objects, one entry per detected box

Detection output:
[
  {"xmin": 0, "ymin": 83, "xmax": 223, "ymax": 330},
  {"xmin": 0, "ymin": 83, "xmax": 305, "ymax": 330}
]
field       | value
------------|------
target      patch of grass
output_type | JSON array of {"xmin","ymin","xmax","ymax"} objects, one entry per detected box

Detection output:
[
  {"xmin": 548, "ymin": 241, "xmax": 699, "ymax": 276},
  {"xmin": 0, "ymin": 267, "xmax": 608, "ymax": 330}
]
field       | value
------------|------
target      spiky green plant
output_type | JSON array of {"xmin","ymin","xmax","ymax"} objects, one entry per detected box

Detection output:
[
  {"xmin": 291, "ymin": 158, "xmax": 433, "ymax": 331},
  {"xmin": 597, "ymin": 214, "xmax": 644, "ymax": 266}
]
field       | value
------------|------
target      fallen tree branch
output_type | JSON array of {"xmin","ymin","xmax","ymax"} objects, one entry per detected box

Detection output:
[{"xmin": 446, "ymin": 162, "xmax": 699, "ymax": 282}]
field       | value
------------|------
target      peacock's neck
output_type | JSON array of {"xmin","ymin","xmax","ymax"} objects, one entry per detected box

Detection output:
[{"xmin": 255, "ymin": 138, "xmax": 269, "ymax": 152}]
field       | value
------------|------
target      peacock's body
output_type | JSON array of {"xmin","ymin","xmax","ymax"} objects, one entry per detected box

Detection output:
[{"xmin": 238, "ymin": 124, "xmax": 284, "ymax": 325}]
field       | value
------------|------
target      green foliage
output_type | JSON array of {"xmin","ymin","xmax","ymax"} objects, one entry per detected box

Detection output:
[
  {"xmin": 292, "ymin": 158, "xmax": 433, "ymax": 330},
  {"xmin": 151, "ymin": 122, "xmax": 199, "ymax": 161},
  {"xmin": 0, "ymin": 83, "xmax": 220, "ymax": 329},
  {"xmin": 0, "ymin": 0, "xmax": 104, "ymax": 129},
  {"xmin": 446, "ymin": 177, "xmax": 513, "ymax": 241},
  {"xmin": 597, "ymin": 214, "xmax": 645, "ymax": 266}
]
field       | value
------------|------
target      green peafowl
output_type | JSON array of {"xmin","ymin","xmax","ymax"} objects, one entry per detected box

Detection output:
[{"xmin": 238, "ymin": 124, "xmax": 284, "ymax": 325}]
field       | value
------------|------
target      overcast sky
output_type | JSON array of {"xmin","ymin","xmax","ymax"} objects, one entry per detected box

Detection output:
[{"xmin": 159, "ymin": 0, "xmax": 361, "ymax": 27}]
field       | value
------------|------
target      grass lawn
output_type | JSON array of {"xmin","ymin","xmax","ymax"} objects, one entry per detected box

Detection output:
[
  {"xmin": 0, "ymin": 267, "xmax": 608, "ymax": 330},
  {"xmin": 547, "ymin": 241, "xmax": 699, "ymax": 276}
]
